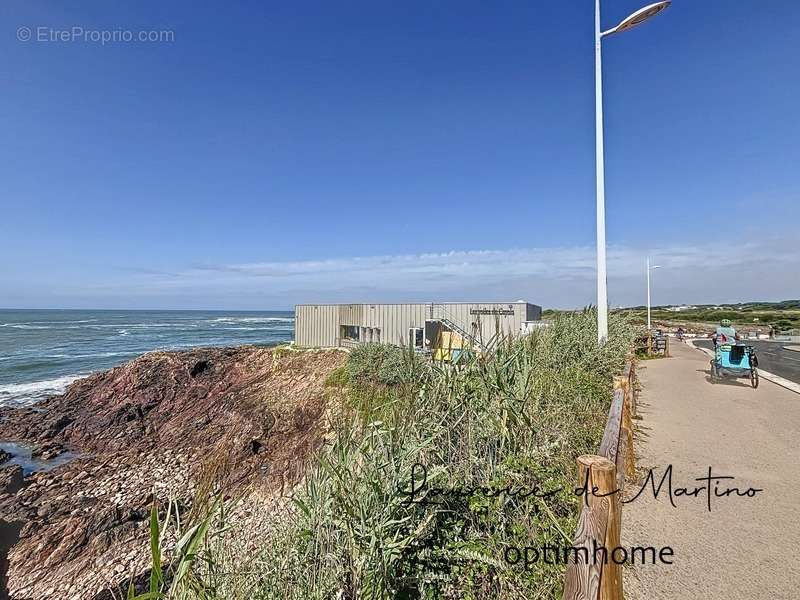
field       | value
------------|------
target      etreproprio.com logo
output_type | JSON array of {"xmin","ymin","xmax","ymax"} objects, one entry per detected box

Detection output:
[{"xmin": 17, "ymin": 26, "xmax": 174, "ymax": 45}]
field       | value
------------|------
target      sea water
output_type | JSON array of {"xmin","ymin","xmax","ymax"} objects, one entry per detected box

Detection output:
[{"xmin": 0, "ymin": 309, "xmax": 294, "ymax": 407}]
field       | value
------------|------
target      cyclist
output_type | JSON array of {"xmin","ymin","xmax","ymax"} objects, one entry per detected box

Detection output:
[{"xmin": 712, "ymin": 319, "xmax": 738, "ymax": 346}]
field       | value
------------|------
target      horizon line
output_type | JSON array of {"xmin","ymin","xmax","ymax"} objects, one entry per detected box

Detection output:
[{"xmin": 1, "ymin": 299, "xmax": 797, "ymax": 313}]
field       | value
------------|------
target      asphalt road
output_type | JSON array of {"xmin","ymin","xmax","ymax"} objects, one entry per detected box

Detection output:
[{"xmin": 693, "ymin": 339, "xmax": 800, "ymax": 384}]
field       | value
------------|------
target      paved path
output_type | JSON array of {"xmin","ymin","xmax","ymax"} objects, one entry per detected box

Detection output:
[{"xmin": 622, "ymin": 341, "xmax": 800, "ymax": 599}]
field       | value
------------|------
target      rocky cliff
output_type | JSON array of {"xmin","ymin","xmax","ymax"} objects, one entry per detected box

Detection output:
[{"xmin": 0, "ymin": 345, "xmax": 345, "ymax": 599}]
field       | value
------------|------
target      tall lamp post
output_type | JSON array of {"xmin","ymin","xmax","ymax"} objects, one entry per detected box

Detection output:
[
  {"xmin": 646, "ymin": 257, "xmax": 661, "ymax": 330},
  {"xmin": 595, "ymin": 1, "xmax": 671, "ymax": 342}
]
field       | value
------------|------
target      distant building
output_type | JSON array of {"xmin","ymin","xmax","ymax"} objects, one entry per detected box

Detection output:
[
  {"xmin": 665, "ymin": 305, "xmax": 697, "ymax": 312},
  {"xmin": 294, "ymin": 302, "xmax": 542, "ymax": 352}
]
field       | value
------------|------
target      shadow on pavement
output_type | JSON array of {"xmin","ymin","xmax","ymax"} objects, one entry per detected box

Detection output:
[{"xmin": 695, "ymin": 368, "xmax": 754, "ymax": 388}]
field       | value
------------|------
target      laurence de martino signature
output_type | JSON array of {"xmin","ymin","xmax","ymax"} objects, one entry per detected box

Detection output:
[{"xmin": 401, "ymin": 463, "xmax": 763, "ymax": 512}]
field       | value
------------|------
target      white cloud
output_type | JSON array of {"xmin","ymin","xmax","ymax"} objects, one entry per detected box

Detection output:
[{"xmin": 5, "ymin": 238, "xmax": 796, "ymax": 309}]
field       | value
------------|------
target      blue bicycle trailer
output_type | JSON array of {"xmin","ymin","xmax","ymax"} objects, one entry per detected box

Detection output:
[{"xmin": 710, "ymin": 343, "xmax": 759, "ymax": 388}]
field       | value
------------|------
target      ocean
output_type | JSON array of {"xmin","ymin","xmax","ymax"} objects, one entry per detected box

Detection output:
[{"xmin": 0, "ymin": 309, "xmax": 294, "ymax": 407}]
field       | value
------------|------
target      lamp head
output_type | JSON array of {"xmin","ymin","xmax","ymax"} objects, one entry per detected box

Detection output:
[{"xmin": 604, "ymin": 1, "xmax": 671, "ymax": 37}]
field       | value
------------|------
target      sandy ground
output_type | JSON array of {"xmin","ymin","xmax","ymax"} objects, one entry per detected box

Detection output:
[{"xmin": 622, "ymin": 341, "xmax": 800, "ymax": 598}]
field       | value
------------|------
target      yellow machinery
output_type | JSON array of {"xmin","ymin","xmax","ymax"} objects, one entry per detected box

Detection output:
[{"xmin": 432, "ymin": 329, "xmax": 474, "ymax": 362}]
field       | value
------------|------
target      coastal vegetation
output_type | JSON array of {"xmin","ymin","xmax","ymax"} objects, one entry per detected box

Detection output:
[
  {"xmin": 635, "ymin": 303, "xmax": 799, "ymax": 332},
  {"xmin": 139, "ymin": 309, "xmax": 637, "ymax": 599},
  {"xmin": 545, "ymin": 300, "xmax": 800, "ymax": 332}
]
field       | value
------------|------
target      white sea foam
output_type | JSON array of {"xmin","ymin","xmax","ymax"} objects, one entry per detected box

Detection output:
[
  {"xmin": 222, "ymin": 326, "xmax": 293, "ymax": 331},
  {"xmin": 44, "ymin": 352, "xmax": 131, "ymax": 360},
  {"xmin": 0, "ymin": 374, "xmax": 85, "ymax": 406},
  {"xmin": 89, "ymin": 323, "xmax": 184, "ymax": 329},
  {"xmin": 0, "ymin": 319, "xmax": 97, "ymax": 327},
  {"xmin": 28, "ymin": 319, "xmax": 97, "ymax": 324},
  {"xmin": 206, "ymin": 317, "xmax": 294, "ymax": 324}
]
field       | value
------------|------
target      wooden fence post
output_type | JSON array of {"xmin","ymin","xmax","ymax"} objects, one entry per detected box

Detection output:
[
  {"xmin": 623, "ymin": 359, "xmax": 637, "ymax": 417},
  {"xmin": 563, "ymin": 455, "xmax": 620, "ymax": 600},
  {"xmin": 614, "ymin": 425, "xmax": 627, "ymax": 492},
  {"xmin": 597, "ymin": 455, "xmax": 623, "ymax": 600},
  {"xmin": 613, "ymin": 377, "xmax": 636, "ymax": 482},
  {"xmin": 564, "ymin": 360, "xmax": 635, "ymax": 600},
  {"xmin": 612, "ymin": 375, "xmax": 626, "ymax": 395}
]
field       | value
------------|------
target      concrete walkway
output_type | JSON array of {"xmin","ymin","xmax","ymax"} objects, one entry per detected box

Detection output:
[{"xmin": 622, "ymin": 341, "xmax": 800, "ymax": 598}]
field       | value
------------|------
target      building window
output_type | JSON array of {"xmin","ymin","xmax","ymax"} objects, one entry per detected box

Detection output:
[
  {"xmin": 408, "ymin": 327, "xmax": 423, "ymax": 348},
  {"xmin": 341, "ymin": 325, "xmax": 360, "ymax": 341},
  {"xmin": 374, "ymin": 328, "xmax": 381, "ymax": 343}
]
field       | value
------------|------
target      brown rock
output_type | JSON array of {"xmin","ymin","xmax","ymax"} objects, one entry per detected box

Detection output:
[
  {"xmin": 31, "ymin": 442, "xmax": 65, "ymax": 460},
  {"xmin": 0, "ymin": 345, "xmax": 347, "ymax": 600},
  {"xmin": 0, "ymin": 465, "xmax": 23, "ymax": 495}
]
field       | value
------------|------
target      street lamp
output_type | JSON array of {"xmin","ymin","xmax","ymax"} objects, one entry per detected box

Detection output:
[
  {"xmin": 646, "ymin": 257, "xmax": 661, "ymax": 330},
  {"xmin": 595, "ymin": 1, "xmax": 670, "ymax": 343}
]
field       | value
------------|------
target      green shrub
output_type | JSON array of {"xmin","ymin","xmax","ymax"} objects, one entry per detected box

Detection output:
[
  {"xmin": 324, "ymin": 365, "xmax": 350, "ymax": 388},
  {"xmin": 346, "ymin": 343, "xmax": 423, "ymax": 387}
]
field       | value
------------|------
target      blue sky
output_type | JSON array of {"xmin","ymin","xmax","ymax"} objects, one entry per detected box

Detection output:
[{"xmin": 1, "ymin": 0, "xmax": 798, "ymax": 309}]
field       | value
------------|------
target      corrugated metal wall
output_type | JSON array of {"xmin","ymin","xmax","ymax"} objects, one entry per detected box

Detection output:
[
  {"xmin": 434, "ymin": 303, "xmax": 524, "ymax": 347},
  {"xmin": 337, "ymin": 304, "xmax": 364, "ymax": 324},
  {"xmin": 294, "ymin": 302, "xmax": 540, "ymax": 348},
  {"xmin": 294, "ymin": 304, "xmax": 338, "ymax": 347}
]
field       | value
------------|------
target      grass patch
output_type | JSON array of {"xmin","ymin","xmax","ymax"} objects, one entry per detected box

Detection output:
[{"xmin": 324, "ymin": 365, "xmax": 350, "ymax": 388}]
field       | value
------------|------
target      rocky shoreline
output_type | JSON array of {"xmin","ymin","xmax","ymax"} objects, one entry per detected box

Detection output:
[{"xmin": 0, "ymin": 345, "xmax": 345, "ymax": 599}]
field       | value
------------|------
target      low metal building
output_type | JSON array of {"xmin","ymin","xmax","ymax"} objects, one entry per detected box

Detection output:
[{"xmin": 294, "ymin": 302, "xmax": 542, "ymax": 350}]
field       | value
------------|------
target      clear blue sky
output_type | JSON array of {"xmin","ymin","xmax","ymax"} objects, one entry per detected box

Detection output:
[{"xmin": 2, "ymin": 1, "xmax": 798, "ymax": 309}]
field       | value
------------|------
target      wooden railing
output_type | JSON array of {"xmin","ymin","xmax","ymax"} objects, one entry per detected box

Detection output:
[{"xmin": 563, "ymin": 359, "xmax": 637, "ymax": 600}]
